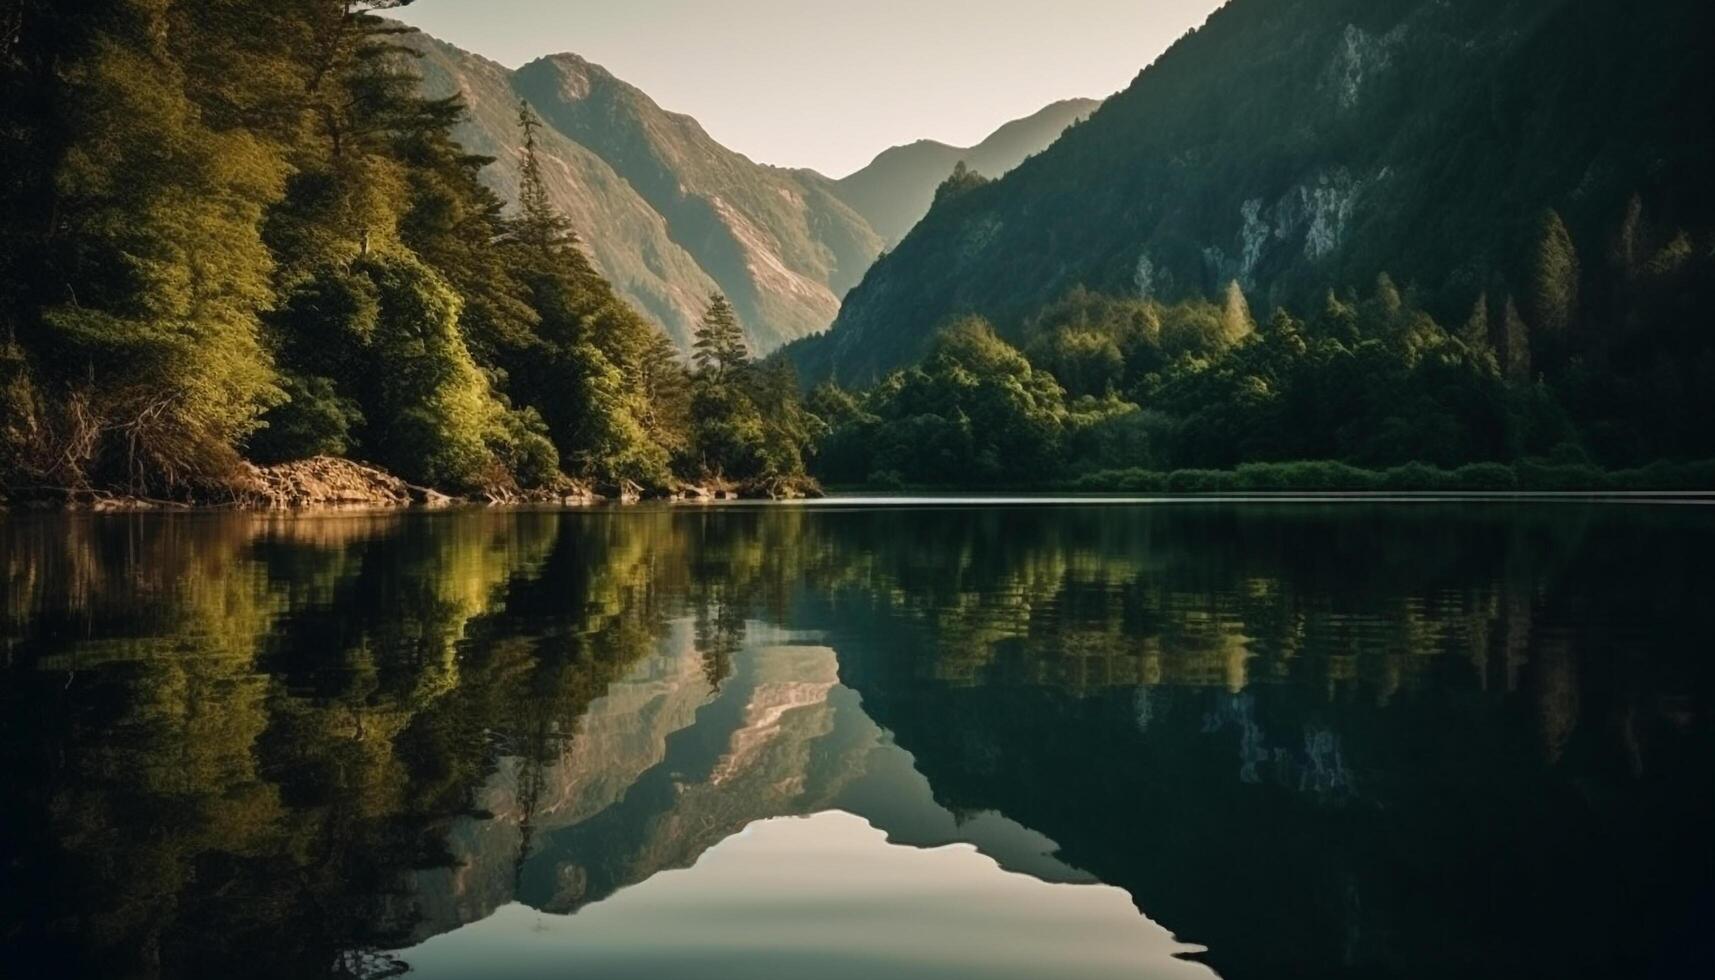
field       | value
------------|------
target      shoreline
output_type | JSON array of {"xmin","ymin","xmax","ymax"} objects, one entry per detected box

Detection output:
[
  {"xmin": 0, "ymin": 456, "xmax": 825, "ymax": 514},
  {"xmin": 7, "ymin": 489, "xmax": 1713, "ymax": 517},
  {"xmin": 7, "ymin": 458, "xmax": 1713, "ymax": 515}
]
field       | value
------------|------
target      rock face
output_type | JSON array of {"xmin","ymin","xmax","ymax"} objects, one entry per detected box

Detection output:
[{"xmin": 789, "ymin": 0, "xmax": 1715, "ymax": 385}]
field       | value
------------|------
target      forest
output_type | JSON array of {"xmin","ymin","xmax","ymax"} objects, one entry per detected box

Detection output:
[
  {"xmin": 812, "ymin": 199, "xmax": 1715, "ymax": 490},
  {"xmin": 2, "ymin": 1, "xmax": 1711, "ymax": 501},
  {"xmin": 0, "ymin": 0, "xmax": 819, "ymax": 502}
]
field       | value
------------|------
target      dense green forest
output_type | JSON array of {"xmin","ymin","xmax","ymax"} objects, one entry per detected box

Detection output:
[
  {"xmin": 2, "ymin": 0, "xmax": 1710, "ymax": 500},
  {"xmin": 811, "ymin": 201, "xmax": 1715, "ymax": 488},
  {"xmin": 0, "ymin": 0, "xmax": 819, "ymax": 500},
  {"xmin": 792, "ymin": 0, "xmax": 1715, "ymax": 387}
]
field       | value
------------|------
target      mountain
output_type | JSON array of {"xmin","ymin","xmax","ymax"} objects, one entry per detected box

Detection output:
[
  {"xmin": 403, "ymin": 30, "xmax": 883, "ymax": 355},
  {"xmin": 405, "ymin": 28, "xmax": 1099, "ymax": 357},
  {"xmin": 789, "ymin": 0, "xmax": 1715, "ymax": 384},
  {"xmin": 832, "ymin": 99, "xmax": 1101, "ymax": 246},
  {"xmin": 405, "ymin": 634, "xmax": 1086, "ymax": 946},
  {"xmin": 406, "ymin": 33, "xmax": 721, "ymax": 352}
]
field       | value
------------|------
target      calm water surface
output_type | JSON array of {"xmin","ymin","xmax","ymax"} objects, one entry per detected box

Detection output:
[{"xmin": 2, "ymin": 503, "xmax": 1711, "ymax": 979}]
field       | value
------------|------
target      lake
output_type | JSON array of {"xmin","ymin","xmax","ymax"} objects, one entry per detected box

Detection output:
[{"xmin": 2, "ymin": 502, "xmax": 1711, "ymax": 978}]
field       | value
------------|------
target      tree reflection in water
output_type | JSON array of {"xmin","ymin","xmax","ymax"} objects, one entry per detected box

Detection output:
[{"xmin": 1, "ymin": 505, "xmax": 1710, "ymax": 978}]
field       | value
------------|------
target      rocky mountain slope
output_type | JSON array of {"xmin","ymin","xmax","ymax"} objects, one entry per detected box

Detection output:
[
  {"xmin": 404, "ymin": 30, "xmax": 867, "ymax": 353},
  {"xmin": 403, "ymin": 28, "xmax": 1094, "ymax": 356},
  {"xmin": 789, "ymin": 0, "xmax": 1715, "ymax": 383},
  {"xmin": 833, "ymin": 99, "xmax": 1100, "ymax": 246}
]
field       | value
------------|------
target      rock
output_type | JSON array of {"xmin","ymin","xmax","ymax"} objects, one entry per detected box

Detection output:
[
  {"xmin": 737, "ymin": 475, "xmax": 825, "ymax": 501},
  {"xmin": 407, "ymin": 483, "xmax": 457, "ymax": 508},
  {"xmin": 595, "ymin": 479, "xmax": 644, "ymax": 504},
  {"xmin": 236, "ymin": 457, "xmax": 420, "ymax": 510}
]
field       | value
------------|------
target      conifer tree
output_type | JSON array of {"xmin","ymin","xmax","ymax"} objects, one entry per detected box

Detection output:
[
  {"xmin": 1219, "ymin": 280, "xmax": 1255, "ymax": 346},
  {"xmin": 513, "ymin": 100, "xmax": 575, "ymax": 259},
  {"xmin": 1530, "ymin": 209, "xmax": 1580, "ymax": 335},
  {"xmin": 693, "ymin": 294, "xmax": 749, "ymax": 379},
  {"xmin": 1459, "ymin": 292, "xmax": 1492, "ymax": 352}
]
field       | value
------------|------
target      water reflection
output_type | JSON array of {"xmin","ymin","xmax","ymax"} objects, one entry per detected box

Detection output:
[
  {"xmin": 398, "ymin": 812, "xmax": 1209, "ymax": 980},
  {"xmin": 1, "ymin": 505, "xmax": 1711, "ymax": 979}
]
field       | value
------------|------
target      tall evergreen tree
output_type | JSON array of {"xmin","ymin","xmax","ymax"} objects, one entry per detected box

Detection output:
[
  {"xmin": 693, "ymin": 293, "xmax": 749, "ymax": 379},
  {"xmin": 1219, "ymin": 280, "xmax": 1255, "ymax": 346},
  {"xmin": 1530, "ymin": 209, "xmax": 1580, "ymax": 335},
  {"xmin": 512, "ymin": 100, "xmax": 575, "ymax": 258},
  {"xmin": 1459, "ymin": 292, "xmax": 1492, "ymax": 352}
]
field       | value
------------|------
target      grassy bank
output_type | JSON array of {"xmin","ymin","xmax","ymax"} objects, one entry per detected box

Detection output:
[
  {"xmin": 831, "ymin": 459, "xmax": 1715, "ymax": 494},
  {"xmin": 1057, "ymin": 459, "xmax": 1715, "ymax": 494}
]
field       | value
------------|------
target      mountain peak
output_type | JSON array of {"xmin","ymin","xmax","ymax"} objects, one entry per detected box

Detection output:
[
  {"xmin": 401, "ymin": 28, "xmax": 1104, "ymax": 358},
  {"xmin": 834, "ymin": 98, "xmax": 1100, "ymax": 246}
]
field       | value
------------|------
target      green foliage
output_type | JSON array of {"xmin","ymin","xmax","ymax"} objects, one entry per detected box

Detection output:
[
  {"xmin": 8, "ymin": 2, "xmax": 289, "ymax": 492},
  {"xmin": 2, "ymin": 0, "xmax": 821, "ymax": 498},
  {"xmin": 492, "ymin": 406, "xmax": 560, "ymax": 489},
  {"xmin": 692, "ymin": 294, "xmax": 749, "ymax": 379},
  {"xmin": 930, "ymin": 161, "xmax": 991, "ymax": 210},
  {"xmin": 360, "ymin": 253, "xmax": 504, "ymax": 490},
  {"xmin": 1065, "ymin": 459, "xmax": 1715, "ymax": 493},
  {"xmin": 3, "ymin": 0, "xmax": 1709, "ymax": 499},
  {"xmin": 686, "ymin": 380, "xmax": 768, "ymax": 481},
  {"xmin": 248, "ymin": 374, "xmax": 363, "ymax": 464},
  {"xmin": 814, "ymin": 318, "xmax": 1069, "ymax": 486},
  {"xmin": 812, "ymin": 233, "xmax": 1712, "ymax": 489},
  {"xmin": 1530, "ymin": 209, "xmax": 1580, "ymax": 336},
  {"xmin": 789, "ymin": 0, "xmax": 1715, "ymax": 392}
]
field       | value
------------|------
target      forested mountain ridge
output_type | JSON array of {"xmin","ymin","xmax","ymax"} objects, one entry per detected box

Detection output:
[
  {"xmin": 400, "ymin": 29, "xmax": 1095, "ymax": 356},
  {"xmin": 833, "ymin": 98, "xmax": 1101, "ymax": 247},
  {"xmin": 792, "ymin": 0, "xmax": 1715, "ymax": 385},
  {"xmin": 401, "ymin": 29, "xmax": 882, "ymax": 355},
  {"xmin": 404, "ymin": 31, "xmax": 721, "ymax": 353},
  {"xmin": 509, "ymin": 50, "xmax": 886, "ymax": 354}
]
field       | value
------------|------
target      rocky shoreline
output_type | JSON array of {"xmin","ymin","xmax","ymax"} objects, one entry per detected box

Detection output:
[{"xmin": 1, "ymin": 457, "xmax": 823, "ymax": 512}]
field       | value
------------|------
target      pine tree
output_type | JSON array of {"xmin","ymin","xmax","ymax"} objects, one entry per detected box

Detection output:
[
  {"xmin": 28, "ymin": 1, "xmax": 288, "ymax": 492},
  {"xmin": 513, "ymin": 100, "xmax": 575, "ymax": 258},
  {"xmin": 1374, "ymin": 272, "xmax": 1404, "ymax": 318},
  {"xmin": 1530, "ymin": 209, "xmax": 1580, "ymax": 335},
  {"xmin": 1219, "ymin": 280, "xmax": 1255, "ymax": 346},
  {"xmin": 693, "ymin": 293, "xmax": 748, "ymax": 379},
  {"xmin": 637, "ymin": 326, "xmax": 690, "ymax": 449},
  {"xmin": 1459, "ymin": 292, "xmax": 1492, "ymax": 351},
  {"xmin": 1610, "ymin": 195, "xmax": 1645, "ymax": 284}
]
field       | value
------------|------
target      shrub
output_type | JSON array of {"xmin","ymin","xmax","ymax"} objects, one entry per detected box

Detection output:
[
  {"xmin": 1167, "ymin": 469, "xmax": 1237, "ymax": 493},
  {"xmin": 493, "ymin": 406, "xmax": 561, "ymax": 489},
  {"xmin": 1234, "ymin": 460, "xmax": 1382, "ymax": 491},
  {"xmin": 1065, "ymin": 468, "xmax": 1168, "ymax": 492},
  {"xmin": 362, "ymin": 254, "xmax": 505, "ymax": 491},
  {"xmin": 248, "ymin": 374, "xmax": 362, "ymax": 464},
  {"xmin": 868, "ymin": 469, "xmax": 906, "ymax": 491},
  {"xmin": 1514, "ymin": 459, "xmax": 1608, "ymax": 491},
  {"xmin": 1452, "ymin": 462, "xmax": 1520, "ymax": 491},
  {"xmin": 1380, "ymin": 462, "xmax": 1455, "ymax": 491},
  {"xmin": 1610, "ymin": 460, "xmax": 1715, "ymax": 491}
]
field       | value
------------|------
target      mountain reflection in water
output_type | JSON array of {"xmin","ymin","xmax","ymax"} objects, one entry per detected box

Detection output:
[
  {"xmin": 1, "ymin": 504, "xmax": 1711, "ymax": 979},
  {"xmin": 398, "ymin": 811, "xmax": 1208, "ymax": 980}
]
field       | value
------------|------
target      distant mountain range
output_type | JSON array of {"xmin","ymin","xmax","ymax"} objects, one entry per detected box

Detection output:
[
  {"xmin": 834, "ymin": 99, "xmax": 1099, "ymax": 247},
  {"xmin": 788, "ymin": 0, "xmax": 1715, "ymax": 384},
  {"xmin": 402, "ymin": 28, "xmax": 1095, "ymax": 356}
]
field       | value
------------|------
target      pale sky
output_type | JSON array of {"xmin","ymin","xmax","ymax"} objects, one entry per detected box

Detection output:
[{"xmin": 390, "ymin": 0, "xmax": 1223, "ymax": 177}]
